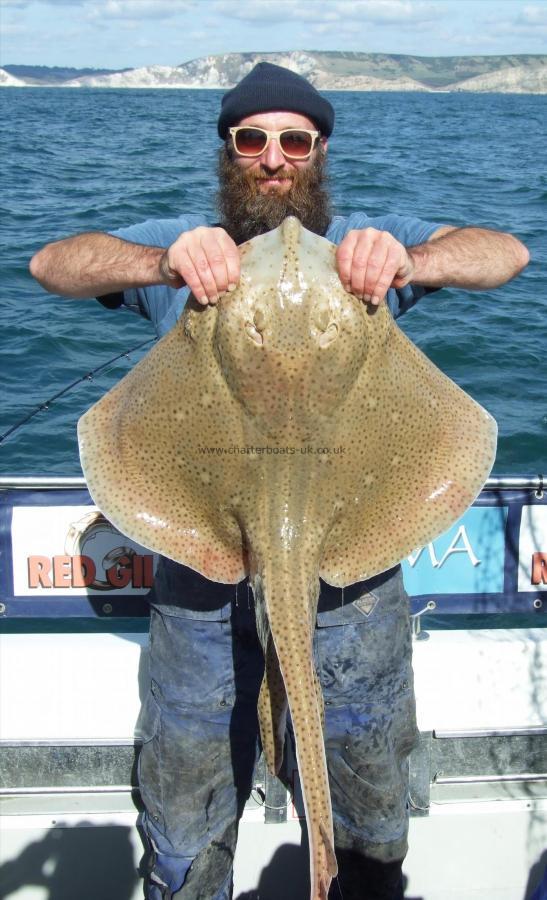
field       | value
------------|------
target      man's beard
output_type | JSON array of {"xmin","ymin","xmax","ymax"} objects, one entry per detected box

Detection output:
[{"xmin": 216, "ymin": 145, "xmax": 332, "ymax": 246}]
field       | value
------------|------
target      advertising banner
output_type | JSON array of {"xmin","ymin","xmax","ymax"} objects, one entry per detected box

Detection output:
[
  {"xmin": 401, "ymin": 488, "xmax": 545, "ymax": 614},
  {"xmin": 0, "ymin": 482, "xmax": 545, "ymax": 618}
]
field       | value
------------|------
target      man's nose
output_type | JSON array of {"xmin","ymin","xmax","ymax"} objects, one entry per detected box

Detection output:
[{"xmin": 261, "ymin": 136, "xmax": 286, "ymax": 169}]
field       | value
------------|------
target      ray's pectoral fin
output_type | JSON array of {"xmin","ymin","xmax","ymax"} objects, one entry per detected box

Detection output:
[
  {"xmin": 77, "ymin": 302, "xmax": 248, "ymax": 584},
  {"xmin": 320, "ymin": 308, "xmax": 497, "ymax": 586}
]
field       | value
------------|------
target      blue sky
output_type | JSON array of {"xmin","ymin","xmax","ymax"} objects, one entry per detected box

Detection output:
[{"xmin": 1, "ymin": 0, "xmax": 546, "ymax": 69}]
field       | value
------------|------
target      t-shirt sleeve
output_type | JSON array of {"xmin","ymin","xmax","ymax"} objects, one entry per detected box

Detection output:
[
  {"xmin": 367, "ymin": 213, "xmax": 441, "ymax": 248},
  {"xmin": 108, "ymin": 217, "xmax": 203, "ymax": 248},
  {"xmin": 96, "ymin": 215, "xmax": 207, "ymax": 335},
  {"xmin": 326, "ymin": 212, "xmax": 444, "ymax": 318},
  {"xmin": 328, "ymin": 212, "xmax": 441, "ymax": 249}
]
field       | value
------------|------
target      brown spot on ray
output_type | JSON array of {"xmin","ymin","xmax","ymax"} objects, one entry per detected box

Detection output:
[{"xmin": 78, "ymin": 217, "xmax": 497, "ymax": 899}]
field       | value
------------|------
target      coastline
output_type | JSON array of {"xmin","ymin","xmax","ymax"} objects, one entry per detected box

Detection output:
[
  {"xmin": 1, "ymin": 83, "xmax": 546, "ymax": 94},
  {"xmin": 2, "ymin": 51, "xmax": 546, "ymax": 94}
]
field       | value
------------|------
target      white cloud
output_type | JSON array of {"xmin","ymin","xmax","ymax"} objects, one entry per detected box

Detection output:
[
  {"xmin": 479, "ymin": 2, "xmax": 547, "ymax": 33},
  {"xmin": 212, "ymin": 0, "xmax": 440, "ymax": 25},
  {"xmin": 0, "ymin": 22, "xmax": 29, "ymax": 34},
  {"xmin": 212, "ymin": 0, "xmax": 297, "ymax": 23},
  {"xmin": 133, "ymin": 36, "xmax": 158, "ymax": 47},
  {"xmin": 519, "ymin": 4, "xmax": 547, "ymax": 26},
  {"xmin": 307, "ymin": 20, "xmax": 362, "ymax": 38},
  {"xmin": 6, "ymin": 0, "xmax": 197, "ymax": 13},
  {"xmin": 85, "ymin": 0, "xmax": 197, "ymax": 20},
  {"xmin": 482, "ymin": 4, "xmax": 547, "ymax": 44},
  {"xmin": 332, "ymin": 0, "xmax": 439, "ymax": 23},
  {"xmin": 16, "ymin": 0, "xmax": 87, "ymax": 5}
]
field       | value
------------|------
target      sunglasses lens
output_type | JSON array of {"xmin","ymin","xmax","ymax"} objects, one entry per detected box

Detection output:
[
  {"xmin": 279, "ymin": 130, "xmax": 314, "ymax": 158},
  {"xmin": 233, "ymin": 128, "xmax": 268, "ymax": 156}
]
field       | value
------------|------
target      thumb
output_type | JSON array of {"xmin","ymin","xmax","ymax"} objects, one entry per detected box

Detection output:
[{"xmin": 159, "ymin": 251, "xmax": 185, "ymax": 288}]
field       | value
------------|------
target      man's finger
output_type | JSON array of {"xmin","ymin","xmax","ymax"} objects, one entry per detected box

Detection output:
[
  {"xmin": 349, "ymin": 233, "xmax": 383, "ymax": 299},
  {"xmin": 368, "ymin": 244, "xmax": 404, "ymax": 304},
  {"xmin": 217, "ymin": 230, "xmax": 240, "ymax": 290},
  {"xmin": 192, "ymin": 244, "xmax": 224, "ymax": 303},
  {"xmin": 347, "ymin": 234, "xmax": 376, "ymax": 298},
  {"xmin": 159, "ymin": 252, "xmax": 185, "ymax": 289},
  {"xmin": 200, "ymin": 235, "xmax": 229, "ymax": 301},
  {"xmin": 358, "ymin": 237, "xmax": 389, "ymax": 302},
  {"xmin": 173, "ymin": 246, "xmax": 211, "ymax": 305},
  {"xmin": 336, "ymin": 230, "xmax": 359, "ymax": 289}
]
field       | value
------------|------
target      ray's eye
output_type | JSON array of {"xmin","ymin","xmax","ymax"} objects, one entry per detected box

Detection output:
[
  {"xmin": 245, "ymin": 319, "xmax": 264, "ymax": 346},
  {"xmin": 318, "ymin": 321, "xmax": 339, "ymax": 348},
  {"xmin": 245, "ymin": 322, "xmax": 264, "ymax": 346},
  {"xmin": 245, "ymin": 307, "xmax": 266, "ymax": 346},
  {"xmin": 254, "ymin": 308, "xmax": 266, "ymax": 331},
  {"xmin": 313, "ymin": 307, "xmax": 339, "ymax": 348},
  {"xmin": 315, "ymin": 307, "xmax": 330, "ymax": 332}
]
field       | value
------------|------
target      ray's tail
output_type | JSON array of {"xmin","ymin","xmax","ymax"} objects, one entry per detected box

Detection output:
[{"xmin": 251, "ymin": 553, "xmax": 338, "ymax": 900}]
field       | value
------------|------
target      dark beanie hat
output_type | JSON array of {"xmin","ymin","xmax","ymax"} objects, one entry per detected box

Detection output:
[{"xmin": 217, "ymin": 62, "xmax": 335, "ymax": 139}]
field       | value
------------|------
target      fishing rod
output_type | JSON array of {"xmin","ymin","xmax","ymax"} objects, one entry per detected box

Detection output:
[{"xmin": 0, "ymin": 337, "xmax": 156, "ymax": 444}]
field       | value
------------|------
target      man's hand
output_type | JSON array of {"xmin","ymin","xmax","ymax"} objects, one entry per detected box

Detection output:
[
  {"xmin": 336, "ymin": 228, "xmax": 414, "ymax": 306},
  {"xmin": 160, "ymin": 227, "xmax": 240, "ymax": 305},
  {"xmin": 29, "ymin": 223, "xmax": 528, "ymax": 306}
]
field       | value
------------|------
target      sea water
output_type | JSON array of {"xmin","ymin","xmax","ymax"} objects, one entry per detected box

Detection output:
[{"xmin": 0, "ymin": 87, "xmax": 545, "ymax": 476}]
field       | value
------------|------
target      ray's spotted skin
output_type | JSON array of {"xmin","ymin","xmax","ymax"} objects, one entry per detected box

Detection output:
[{"xmin": 78, "ymin": 217, "xmax": 497, "ymax": 899}]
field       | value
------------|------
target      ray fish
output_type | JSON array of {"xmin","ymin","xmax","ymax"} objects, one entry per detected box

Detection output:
[{"xmin": 78, "ymin": 216, "xmax": 497, "ymax": 899}]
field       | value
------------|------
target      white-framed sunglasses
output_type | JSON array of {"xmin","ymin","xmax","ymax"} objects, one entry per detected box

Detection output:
[{"xmin": 229, "ymin": 126, "xmax": 320, "ymax": 160}]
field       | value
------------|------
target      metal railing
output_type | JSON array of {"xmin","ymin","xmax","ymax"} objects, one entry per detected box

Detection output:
[{"xmin": 0, "ymin": 475, "xmax": 544, "ymax": 492}]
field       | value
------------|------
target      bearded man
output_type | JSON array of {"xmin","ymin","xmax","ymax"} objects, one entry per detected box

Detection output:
[{"xmin": 30, "ymin": 63, "xmax": 528, "ymax": 900}]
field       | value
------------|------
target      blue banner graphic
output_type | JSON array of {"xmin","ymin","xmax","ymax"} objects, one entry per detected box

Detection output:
[{"xmin": 0, "ymin": 483, "xmax": 545, "ymax": 619}]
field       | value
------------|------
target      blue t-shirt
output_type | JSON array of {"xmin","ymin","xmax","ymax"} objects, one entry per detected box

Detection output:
[{"xmin": 107, "ymin": 212, "xmax": 441, "ymax": 337}]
